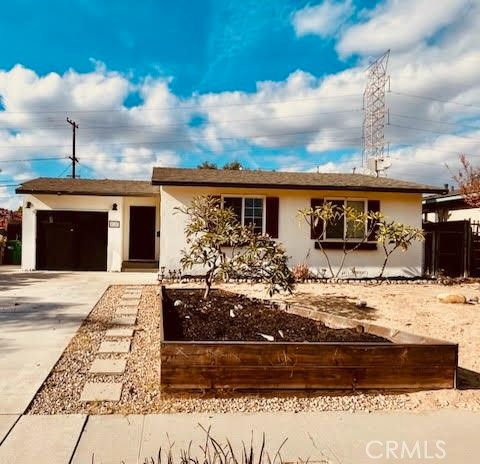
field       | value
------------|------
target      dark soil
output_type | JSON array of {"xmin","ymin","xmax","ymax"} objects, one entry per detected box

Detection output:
[{"xmin": 163, "ymin": 289, "xmax": 390, "ymax": 343}]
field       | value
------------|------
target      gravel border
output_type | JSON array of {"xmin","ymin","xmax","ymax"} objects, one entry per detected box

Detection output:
[{"xmin": 26, "ymin": 284, "xmax": 479, "ymax": 414}]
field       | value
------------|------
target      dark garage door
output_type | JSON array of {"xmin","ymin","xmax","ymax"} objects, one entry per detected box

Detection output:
[{"xmin": 36, "ymin": 211, "xmax": 108, "ymax": 271}]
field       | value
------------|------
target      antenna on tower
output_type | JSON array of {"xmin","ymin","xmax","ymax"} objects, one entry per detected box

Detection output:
[{"xmin": 362, "ymin": 50, "xmax": 390, "ymax": 177}]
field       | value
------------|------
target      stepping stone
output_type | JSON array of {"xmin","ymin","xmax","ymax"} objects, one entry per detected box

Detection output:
[
  {"xmin": 89, "ymin": 358, "xmax": 127, "ymax": 375},
  {"xmin": 98, "ymin": 340, "xmax": 131, "ymax": 354},
  {"xmin": 80, "ymin": 382, "xmax": 122, "ymax": 402},
  {"xmin": 123, "ymin": 294, "xmax": 141, "ymax": 299},
  {"xmin": 119, "ymin": 299, "xmax": 139, "ymax": 306},
  {"xmin": 116, "ymin": 306, "xmax": 138, "ymax": 316},
  {"xmin": 106, "ymin": 327, "xmax": 134, "ymax": 337},
  {"xmin": 111, "ymin": 315, "xmax": 137, "ymax": 326}
]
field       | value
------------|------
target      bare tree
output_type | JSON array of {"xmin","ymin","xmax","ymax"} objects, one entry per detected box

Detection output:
[{"xmin": 455, "ymin": 154, "xmax": 480, "ymax": 207}]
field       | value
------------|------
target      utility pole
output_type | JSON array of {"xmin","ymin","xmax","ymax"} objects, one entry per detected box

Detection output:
[{"xmin": 67, "ymin": 117, "xmax": 79, "ymax": 178}]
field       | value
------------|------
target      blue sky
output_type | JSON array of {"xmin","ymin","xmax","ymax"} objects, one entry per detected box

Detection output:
[
  {"xmin": 1, "ymin": 0, "xmax": 359, "ymax": 95},
  {"xmin": 1, "ymin": 0, "xmax": 480, "ymax": 207}
]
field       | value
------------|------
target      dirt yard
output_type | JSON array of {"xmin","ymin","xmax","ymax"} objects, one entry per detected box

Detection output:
[
  {"xmin": 28, "ymin": 282, "xmax": 480, "ymax": 414},
  {"xmin": 163, "ymin": 288, "xmax": 389, "ymax": 342},
  {"xmin": 207, "ymin": 280, "xmax": 480, "ymax": 410}
]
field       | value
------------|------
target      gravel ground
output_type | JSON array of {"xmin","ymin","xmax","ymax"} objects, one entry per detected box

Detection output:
[
  {"xmin": 27, "ymin": 282, "xmax": 480, "ymax": 414},
  {"xmin": 28, "ymin": 285, "xmax": 162, "ymax": 415}
]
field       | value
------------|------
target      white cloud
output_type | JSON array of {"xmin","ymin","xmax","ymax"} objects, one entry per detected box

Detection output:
[
  {"xmin": 0, "ymin": 64, "xmax": 188, "ymax": 185},
  {"xmin": 2, "ymin": 0, "xmax": 480, "ymax": 210},
  {"xmin": 337, "ymin": 0, "xmax": 470, "ymax": 57},
  {"xmin": 292, "ymin": 0, "xmax": 353, "ymax": 38}
]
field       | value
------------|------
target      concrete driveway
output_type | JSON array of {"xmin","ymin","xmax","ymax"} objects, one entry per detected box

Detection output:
[{"xmin": 0, "ymin": 267, "xmax": 157, "ymax": 414}]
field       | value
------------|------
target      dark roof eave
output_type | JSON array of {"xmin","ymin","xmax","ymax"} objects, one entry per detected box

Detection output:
[
  {"xmin": 153, "ymin": 180, "xmax": 446, "ymax": 194},
  {"xmin": 15, "ymin": 188, "xmax": 157, "ymax": 197}
]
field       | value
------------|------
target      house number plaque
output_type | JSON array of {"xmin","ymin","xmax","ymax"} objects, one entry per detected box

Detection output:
[{"xmin": 109, "ymin": 220, "xmax": 120, "ymax": 228}]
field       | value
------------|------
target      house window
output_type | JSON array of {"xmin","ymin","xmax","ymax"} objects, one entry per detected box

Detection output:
[
  {"xmin": 324, "ymin": 198, "xmax": 367, "ymax": 241},
  {"xmin": 222, "ymin": 196, "xmax": 265, "ymax": 234}
]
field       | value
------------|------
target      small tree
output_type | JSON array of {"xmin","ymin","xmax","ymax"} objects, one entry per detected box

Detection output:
[
  {"xmin": 223, "ymin": 160, "xmax": 244, "ymax": 170},
  {"xmin": 176, "ymin": 196, "xmax": 247, "ymax": 299},
  {"xmin": 455, "ymin": 154, "xmax": 480, "ymax": 207},
  {"xmin": 231, "ymin": 234, "xmax": 295, "ymax": 296},
  {"xmin": 197, "ymin": 161, "xmax": 218, "ymax": 169},
  {"xmin": 298, "ymin": 202, "xmax": 383, "ymax": 279},
  {"xmin": 376, "ymin": 221, "xmax": 424, "ymax": 278},
  {"xmin": 177, "ymin": 196, "xmax": 295, "ymax": 298}
]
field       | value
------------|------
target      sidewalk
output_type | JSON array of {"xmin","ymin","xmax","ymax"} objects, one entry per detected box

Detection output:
[
  {"xmin": 0, "ymin": 269, "xmax": 157, "ymax": 414},
  {"xmin": 1, "ymin": 410, "xmax": 479, "ymax": 464}
]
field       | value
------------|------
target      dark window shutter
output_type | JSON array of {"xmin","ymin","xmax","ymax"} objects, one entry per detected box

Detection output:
[
  {"xmin": 265, "ymin": 197, "xmax": 279, "ymax": 238},
  {"xmin": 367, "ymin": 200, "xmax": 381, "ymax": 241},
  {"xmin": 310, "ymin": 198, "xmax": 324, "ymax": 240}
]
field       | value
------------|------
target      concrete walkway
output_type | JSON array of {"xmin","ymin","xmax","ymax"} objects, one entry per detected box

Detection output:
[
  {"xmin": 0, "ymin": 410, "xmax": 478, "ymax": 463},
  {"xmin": 0, "ymin": 268, "xmax": 157, "ymax": 414}
]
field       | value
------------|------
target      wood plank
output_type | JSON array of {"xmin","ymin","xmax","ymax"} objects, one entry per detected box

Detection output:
[
  {"xmin": 289, "ymin": 305, "xmax": 452, "ymax": 345},
  {"xmin": 159, "ymin": 290, "xmax": 458, "ymax": 391},
  {"xmin": 161, "ymin": 342, "xmax": 457, "ymax": 368},
  {"xmin": 159, "ymin": 286, "xmax": 165, "ymax": 342},
  {"xmin": 161, "ymin": 365, "xmax": 456, "ymax": 390}
]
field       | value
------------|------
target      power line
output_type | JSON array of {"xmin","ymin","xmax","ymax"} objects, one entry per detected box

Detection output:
[
  {"xmin": 0, "ymin": 129, "xmax": 363, "ymax": 150},
  {"xmin": 0, "ymin": 156, "xmax": 66, "ymax": 163},
  {"xmin": 57, "ymin": 164, "xmax": 71, "ymax": 178},
  {"xmin": 0, "ymin": 93, "xmax": 361, "ymax": 115},
  {"xmin": 388, "ymin": 122, "xmax": 480, "ymax": 142},
  {"xmin": 390, "ymin": 90, "xmax": 480, "ymax": 111},
  {"xmin": 390, "ymin": 113, "xmax": 480, "ymax": 131},
  {"xmin": 0, "ymin": 108, "xmax": 363, "ymax": 131}
]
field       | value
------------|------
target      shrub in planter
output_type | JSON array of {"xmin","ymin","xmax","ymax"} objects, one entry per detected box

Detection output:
[{"xmin": 177, "ymin": 195, "xmax": 295, "ymax": 298}]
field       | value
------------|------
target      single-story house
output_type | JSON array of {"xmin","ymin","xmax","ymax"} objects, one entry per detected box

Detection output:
[
  {"xmin": 16, "ymin": 168, "xmax": 445, "ymax": 277},
  {"xmin": 422, "ymin": 188, "xmax": 480, "ymax": 223}
]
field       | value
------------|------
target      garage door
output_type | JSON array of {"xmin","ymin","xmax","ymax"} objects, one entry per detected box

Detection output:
[{"xmin": 36, "ymin": 211, "xmax": 108, "ymax": 271}]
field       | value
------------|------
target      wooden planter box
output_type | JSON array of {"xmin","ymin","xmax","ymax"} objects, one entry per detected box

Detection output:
[{"xmin": 159, "ymin": 288, "xmax": 458, "ymax": 391}]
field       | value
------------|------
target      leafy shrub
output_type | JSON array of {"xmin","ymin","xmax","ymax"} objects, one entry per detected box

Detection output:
[
  {"xmin": 177, "ymin": 195, "xmax": 295, "ymax": 298},
  {"xmin": 292, "ymin": 262, "xmax": 310, "ymax": 282}
]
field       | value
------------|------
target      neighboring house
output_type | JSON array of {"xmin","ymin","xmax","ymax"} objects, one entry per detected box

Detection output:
[
  {"xmin": 422, "ymin": 189, "xmax": 480, "ymax": 223},
  {"xmin": 17, "ymin": 168, "xmax": 444, "ymax": 277},
  {"xmin": 422, "ymin": 189, "xmax": 480, "ymax": 277}
]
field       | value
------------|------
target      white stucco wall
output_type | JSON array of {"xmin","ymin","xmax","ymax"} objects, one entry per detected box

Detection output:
[
  {"xmin": 20, "ymin": 193, "xmax": 159, "ymax": 271},
  {"xmin": 425, "ymin": 207, "xmax": 480, "ymax": 223},
  {"xmin": 160, "ymin": 186, "xmax": 424, "ymax": 278},
  {"xmin": 447, "ymin": 208, "xmax": 480, "ymax": 222}
]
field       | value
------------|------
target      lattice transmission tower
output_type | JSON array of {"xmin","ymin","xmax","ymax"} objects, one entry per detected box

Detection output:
[{"xmin": 362, "ymin": 50, "xmax": 390, "ymax": 176}]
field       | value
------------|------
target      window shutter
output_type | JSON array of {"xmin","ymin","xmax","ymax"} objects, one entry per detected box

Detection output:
[
  {"xmin": 367, "ymin": 200, "xmax": 381, "ymax": 241},
  {"xmin": 310, "ymin": 198, "xmax": 324, "ymax": 240},
  {"xmin": 265, "ymin": 197, "xmax": 279, "ymax": 238}
]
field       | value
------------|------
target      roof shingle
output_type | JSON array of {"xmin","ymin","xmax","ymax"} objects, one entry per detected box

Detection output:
[
  {"xmin": 16, "ymin": 178, "xmax": 158, "ymax": 197},
  {"xmin": 152, "ymin": 167, "xmax": 445, "ymax": 194}
]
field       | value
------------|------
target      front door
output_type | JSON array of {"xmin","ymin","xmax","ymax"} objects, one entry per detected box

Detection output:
[{"xmin": 129, "ymin": 206, "xmax": 156, "ymax": 260}]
